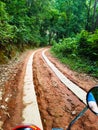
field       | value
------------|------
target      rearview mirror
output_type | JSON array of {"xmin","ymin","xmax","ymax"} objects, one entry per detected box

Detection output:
[
  {"xmin": 67, "ymin": 86, "xmax": 98, "ymax": 130},
  {"xmin": 86, "ymin": 86, "xmax": 98, "ymax": 115}
]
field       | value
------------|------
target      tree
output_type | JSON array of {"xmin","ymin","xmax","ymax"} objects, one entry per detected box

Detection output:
[
  {"xmin": 92, "ymin": 0, "xmax": 98, "ymax": 31},
  {"xmin": 0, "ymin": 1, "xmax": 14, "ymax": 45},
  {"xmin": 54, "ymin": 0, "xmax": 86, "ymax": 37},
  {"xmin": 85, "ymin": 0, "xmax": 98, "ymax": 32}
]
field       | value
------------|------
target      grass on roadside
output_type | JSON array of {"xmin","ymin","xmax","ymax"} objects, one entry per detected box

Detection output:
[{"xmin": 50, "ymin": 50, "xmax": 98, "ymax": 78}]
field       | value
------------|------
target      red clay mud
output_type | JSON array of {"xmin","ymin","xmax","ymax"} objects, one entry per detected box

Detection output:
[{"xmin": 0, "ymin": 48, "xmax": 98, "ymax": 130}]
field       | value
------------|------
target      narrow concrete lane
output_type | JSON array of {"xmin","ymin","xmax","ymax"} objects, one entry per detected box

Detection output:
[
  {"xmin": 22, "ymin": 51, "xmax": 43, "ymax": 130},
  {"xmin": 22, "ymin": 48, "xmax": 87, "ymax": 129},
  {"xmin": 42, "ymin": 49, "xmax": 87, "ymax": 105}
]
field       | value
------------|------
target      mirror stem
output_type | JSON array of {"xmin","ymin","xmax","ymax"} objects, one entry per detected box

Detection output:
[{"xmin": 67, "ymin": 106, "xmax": 88, "ymax": 130}]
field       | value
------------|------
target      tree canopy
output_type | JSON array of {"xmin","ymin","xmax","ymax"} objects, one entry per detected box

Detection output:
[
  {"xmin": 0, "ymin": 0, "xmax": 98, "ymax": 76},
  {"xmin": 0, "ymin": 0, "xmax": 98, "ymax": 46}
]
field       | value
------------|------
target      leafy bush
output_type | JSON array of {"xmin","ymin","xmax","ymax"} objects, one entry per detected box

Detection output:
[
  {"xmin": 51, "ymin": 37, "xmax": 77, "ymax": 57},
  {"xmin": 0, "ymin": 1, "xmax": 15, "ymax": 44},
  {"xmin": 51, "ymin": 30, "xmax": 98, "ymax": 78},
  {"xmin": 87, "ymin": 30, "xmax": 98, "ymax": 60},
  {"xmin": 77, "ymin": 30, "xmax": 98, "ymax": 60}
]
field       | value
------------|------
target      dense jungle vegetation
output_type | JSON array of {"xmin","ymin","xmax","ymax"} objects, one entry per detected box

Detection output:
[{"xmin": 0, "ymin": 0, "xmax": 98, "ymax": 77}]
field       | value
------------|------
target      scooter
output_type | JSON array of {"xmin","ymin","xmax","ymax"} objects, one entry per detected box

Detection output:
[{"xmin": 13, "ymin": 86, "xmax": 98, "ymax": 130}]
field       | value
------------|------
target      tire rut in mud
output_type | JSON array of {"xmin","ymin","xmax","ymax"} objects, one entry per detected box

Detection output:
[
  {"xmin": 1, "ymin": 49, "xmax": 98, "ymax": 130},
  {"xmin": 33, "ymin": 52, "xmax": 54, "ymax": 129},
  {"xmin": 33, "ymin": 50, "xmax": 98, "ymax": 130},
  {"xmin": 33, "ymin": 51, "xmax": 83, "ymax": 130}
]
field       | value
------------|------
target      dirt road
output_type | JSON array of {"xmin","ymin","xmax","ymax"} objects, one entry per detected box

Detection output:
[{"xmin": 0, "ymin": 48, "xmax": 98, "ymax": 130}]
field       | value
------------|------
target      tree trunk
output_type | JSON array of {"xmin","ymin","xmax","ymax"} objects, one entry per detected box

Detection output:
[
  {"xmin": 95, "ymin": 14, "xmax": 98, "ymax": 29},
  {"xmin": 92, "ymin": 0, "xmax": 98, "ymax": 32},
  {"xmin": 85, "ymin": 0, "xmax": 92, "ymax": 31}
]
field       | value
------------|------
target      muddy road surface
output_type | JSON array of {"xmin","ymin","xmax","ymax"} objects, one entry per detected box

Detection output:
[{"xmin": 0, "ymin": 48, "xmax": 98, "ymax": 130}]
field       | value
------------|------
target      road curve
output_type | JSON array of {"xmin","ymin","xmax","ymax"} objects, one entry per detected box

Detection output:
[
  {"xmin": 42, "ymin": 49, "xmax": 87, "ymax": 104},
  {"xmin": 23, "ymin": 48, "xmax": 85, "ymax": 127},
  {"xmin": 22, "ymin": 48, "xmax": 98, "ymax": 130}
]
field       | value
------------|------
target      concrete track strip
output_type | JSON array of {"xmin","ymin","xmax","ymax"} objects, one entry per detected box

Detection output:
[
  {"xmin": 22, "ymin": 51, "xmax": 43, "ymax": 130},
  {"xmin": 42, "ymin": 49, "xmax": 87, "ymax": 105}
]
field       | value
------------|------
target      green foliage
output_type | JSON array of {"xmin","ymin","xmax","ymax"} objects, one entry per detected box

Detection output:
[
  {"xmin": 51, "ymin": 37, "xmax": 77, "ymax": 57},
  {"xmin": 85, "ymin": 0, "xmax": 98, "ymax": 32},
  {"xmin": 51, "ymin": 30, "xmax": 98, "ymax": 78},
  {"xmin": 54, "ymin": 0, "xmax": 86, "ymax": 37},
  {"xmin": 0, "ymin": 0, "xmax": 98, "ymax": 73},
  {"xmin": 0, "ymin": 1, "xmax": 15, "ymax": 44},
  {"xmin": 77, "ymin": 30, "xmax": 98, "ymax": 60},
  {"xmin": 1, "ymin": 0, "xmax": 98, "ymax": 48}
]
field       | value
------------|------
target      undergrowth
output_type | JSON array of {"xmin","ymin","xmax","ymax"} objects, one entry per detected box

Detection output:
[
  {"xmin": 51, "ymin": 50, "xmax": 98, "ymax": 78},
  {"xmin": 51, "ymin": 30, "xmax": 98, "ymax": 78},
  {"xmin": 0, "ymin": 44, "xmax": 34, "ymax": 64}
]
